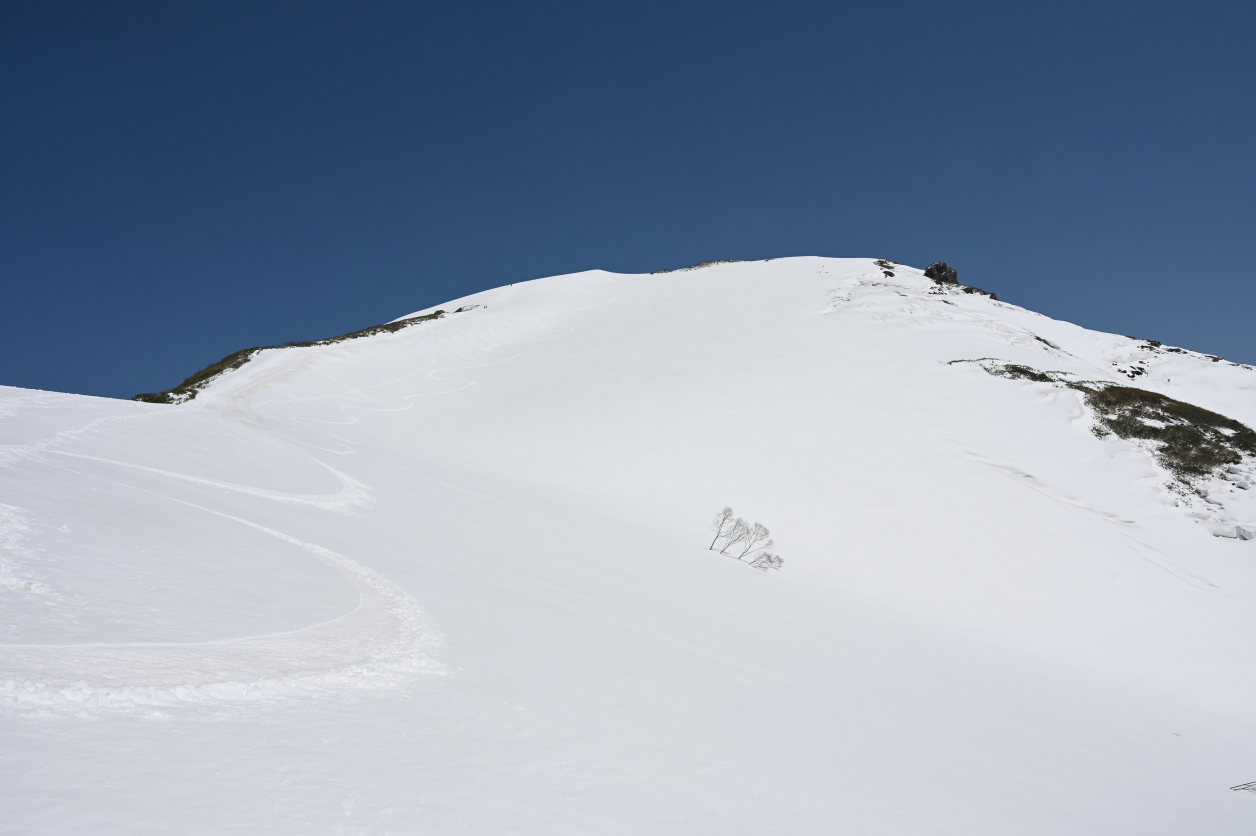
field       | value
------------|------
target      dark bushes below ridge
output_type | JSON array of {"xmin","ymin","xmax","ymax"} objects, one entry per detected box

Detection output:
[
  {"xmin": 652, "ymin": 259, "xmax": 745, "ymax": 274},
  {"xmin": 133, "ymin": 310, "xmax": 448, "ymax": 404},
  {"xmin": 977, "ymin": 361, "xmax": 1256, "ymax": 482}
]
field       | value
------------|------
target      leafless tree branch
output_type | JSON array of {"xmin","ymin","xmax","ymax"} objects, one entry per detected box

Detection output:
[
  {"xmin": 706, "ymin": 508, "xmax": 784, "ymax": 572},
  {"xmin": 749, "ymin": 553, "xmax": 784, "ymax": 571},
  {"xmin": 718, "ymin": 518, "xmax": 751, "ymax": 555},
  {"xmin": 708, "ymin": 507, "xmax": 736, "ymax": 550},
  {"xmin": 734, "ymin": 523, "xmax": 772, "ymax": 561}
]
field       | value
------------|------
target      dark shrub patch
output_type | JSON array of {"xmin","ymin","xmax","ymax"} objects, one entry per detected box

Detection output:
[
  {"xmin": 983, "ymin": 363, "xmax": 1057, "ymax": 384},
  {"xmin": 652, "ymin": 259, "xmax": 745, "ymax": 274},
  {"xmin": 976, "ymin": 361, "xmax": 1256, "ymax": 483},
  {"xmin": 1082, "ymin": 385, "xmax": 1256, "ymax": 480},
  {"xmin": 133, "ymin": 310, "xmax": 446, "ymax": 404}
]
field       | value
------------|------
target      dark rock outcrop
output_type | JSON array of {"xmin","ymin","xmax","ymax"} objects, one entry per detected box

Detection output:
[
  {"xmin": 961, "ymin": 285, "xmax": 998, "ymax": 300},
  {"xmin": 923, "ymin": 262, "xmax": 958, "ymax": 284},
  {"xmin": 921, "ymin": 261, "xmax": 997, "ymax": 300}
]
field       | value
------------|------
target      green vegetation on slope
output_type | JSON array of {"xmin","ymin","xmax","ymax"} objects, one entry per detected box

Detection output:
[
  {"xmin": 975, "ymin": 361, "xmax": 1256, "ymax": 483},
  {"xmin": 133, "ymin": 310, "xmax": 447, "ymax": 404}
]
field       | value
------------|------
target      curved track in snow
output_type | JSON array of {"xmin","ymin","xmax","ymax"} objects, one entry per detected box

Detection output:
[{"xmin": 0, "ymin": 469, "xmax": 439, "ymax": 714}]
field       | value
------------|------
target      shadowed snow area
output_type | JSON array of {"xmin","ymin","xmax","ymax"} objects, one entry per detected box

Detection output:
[{"xmin": 4, "ymin": 257, "xmax": 1256, "ymax": 833}]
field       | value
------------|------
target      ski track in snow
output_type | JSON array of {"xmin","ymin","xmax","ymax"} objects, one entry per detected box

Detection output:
[
  {"xmin": 0, "ymin": 293, "xmax": 614, "ymax": 715},
  {"xmin": 0, "ymin": 403, "xmax": 162, "ymax": 468},
  {"xmin": 41, "ymin": 449, "xmax": 371, "ymax": 513},
  {"xmin": 0, "ymin": 460, "xmax": 439, "ymax": 717},
  {"xmin": 961, "ymin": 450, "xmax": 1220, "ymax": 587},
  {"xmin": 10, "ymin": 260, "xmax": 1256, "ymax": 831},
  {"xmin": 0, "ymin": 503, "xmax": 50, "ymax": 594},
  {"xmin": 964, "ymin": 449, "xmax": 1136, "ymax": 525}
]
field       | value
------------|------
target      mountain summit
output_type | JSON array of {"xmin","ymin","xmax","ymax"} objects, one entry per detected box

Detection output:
[{"xmin": 4, "ymin": 257, "xmax": 1256, "ymax": 833}]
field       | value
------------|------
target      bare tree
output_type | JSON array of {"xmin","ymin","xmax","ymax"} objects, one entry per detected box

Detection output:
[
  {"xmin": 718, "ymin": 517, "xmax": 750, "ymax": 555},
  {"xmin": 749, "ymin": 553, "xmax": 784, "ymax": 571},
  {"xmin": 733, "ymin": 522, "xmax": 772, "ymax": 561},
  {"xmin": 706, "ymin": 507, "xmax": 784, "ymax": 572},
  {"xmin": 708, "ymin": 507, "xmax": 737, "ymax": 550}
]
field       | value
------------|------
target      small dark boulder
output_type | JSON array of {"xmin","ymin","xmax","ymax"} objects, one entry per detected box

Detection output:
[
  {"xmin": 924, "ymin": 262, "xmax": 959, "ymax": 284},
  {"xmin": 960, "ymin": 285, "xmax": 998, "ymax": 301}
]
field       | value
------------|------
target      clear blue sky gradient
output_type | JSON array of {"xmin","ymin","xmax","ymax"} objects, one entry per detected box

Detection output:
[{"xmin": 2, "ymin": 1, "xmax": 1253, "ymax": 399}]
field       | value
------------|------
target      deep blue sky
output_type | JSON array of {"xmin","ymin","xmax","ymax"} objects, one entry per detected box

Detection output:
[{"xmin": 3, "ymin": 1, "xmax": 1253, "ymax": 399}]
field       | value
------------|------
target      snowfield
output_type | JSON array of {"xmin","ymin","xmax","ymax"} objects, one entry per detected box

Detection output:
[{"xmin": 3, "ymin": 257, "xmax": 1256, "ymax": 833}]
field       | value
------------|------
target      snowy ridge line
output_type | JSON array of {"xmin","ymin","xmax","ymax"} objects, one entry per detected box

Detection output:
[
  {"xmin": 824, "ymin": 275, "xmax": 1083, "ymax": 370},
  {"xmin": 0, "ymin": 398, "xmax": 182, "ymax": 469},
  {"xmin": 0, "ymin": 500, "xmax": 442, "ymax": 716},
  {"xmin": 155, "ymin": 289, "xmax": 593, "ymax": 411},
  {"xmin": 40, "ymin": 449, "xmax": 372, "ymax": 513},
  {"xmin": 132, "ymin": 309, "xmax": 454, "ymax": 405},
  {"xmin": 0, "ymin": 389, "xmax": 69, "ymax": 419},
  {"xmin": 238, "ymin": 298, "xmax": 604, "ymax": 425}
]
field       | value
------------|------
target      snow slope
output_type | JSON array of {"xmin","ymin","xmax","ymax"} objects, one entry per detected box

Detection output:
[{"xmin": 3, "ymin": 257, "xmax": 1256, "ymax": 833}]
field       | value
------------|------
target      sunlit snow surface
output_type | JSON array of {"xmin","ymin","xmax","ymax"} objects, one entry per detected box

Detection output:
[{"xmin": 4, "ymin": 257, "xmax": 1256, "ymax": 833}]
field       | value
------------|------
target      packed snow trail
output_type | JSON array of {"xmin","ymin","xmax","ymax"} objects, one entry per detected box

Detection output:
[
  {"xmin": 0, "ymin": 395, "xmax": 439, "ymax": 712},
  {"xmin": 3, "ymin": 258, "xmax": 1256, "ymax": 833},
  {"xmin": 0, "ymin": 495, "xmax": 437, "ymax": 712}
]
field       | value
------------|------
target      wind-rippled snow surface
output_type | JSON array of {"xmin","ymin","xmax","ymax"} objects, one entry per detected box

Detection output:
[{"xmin": 4, "ymin": 258, "xmax": 1256, "ymax": 833}]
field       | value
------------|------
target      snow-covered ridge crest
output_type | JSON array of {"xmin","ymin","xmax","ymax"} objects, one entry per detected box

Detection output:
[{"xmin": 6, "ymin": 256, "xmax": 1256, "ymax": 832}]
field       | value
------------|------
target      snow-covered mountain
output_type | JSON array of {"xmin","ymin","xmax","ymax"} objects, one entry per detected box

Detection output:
[{"xmin": 4, "ymin": 257, "xmax": 1256, "ymax": 833}]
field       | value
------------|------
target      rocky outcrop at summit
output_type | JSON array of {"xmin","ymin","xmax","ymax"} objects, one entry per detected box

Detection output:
[
  {"xmin": 922, "ymin": 261, "xmax": 998, "ymax": 300},
  {"xmin": 924, "ymin": 262, "xmax": 959, "ymax": 284}
]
